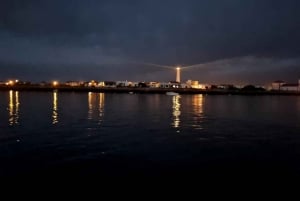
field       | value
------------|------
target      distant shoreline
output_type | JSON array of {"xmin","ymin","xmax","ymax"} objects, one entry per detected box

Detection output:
[{"xmin": 0, "ymin": 85, "xmax": 300, "ymax": 95}]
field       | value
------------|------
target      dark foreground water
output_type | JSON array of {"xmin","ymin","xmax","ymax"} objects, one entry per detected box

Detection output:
[{"xmin": 1, "ymin": 91, "xmax": 300, "ymax": 179}]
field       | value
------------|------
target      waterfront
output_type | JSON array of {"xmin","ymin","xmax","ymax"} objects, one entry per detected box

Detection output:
[
  {"xmin": 1, "ymin": 85, "xmax": 300, "ymax": 95},
  {"xmin": 1, "ymin": 91, "xmax": 300, "ymax": 178}
]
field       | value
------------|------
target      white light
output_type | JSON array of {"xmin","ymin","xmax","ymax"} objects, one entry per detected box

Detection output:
[{"xmin": 176, "ymin": 67, "xmax": 181, "ymax": 83}]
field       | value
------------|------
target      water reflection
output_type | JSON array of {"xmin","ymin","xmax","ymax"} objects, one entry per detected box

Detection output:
[
  {"xmin": 192, "ymin": 94, "xmax": 204, "ymax": 129},
  {"xmin": 88, "ymin": 92, "xmax": 94, "ymax": 120},
  {"xmin": 88, "ymin": 92, "xmax": 105, "ymax": 124},
  {"xmin": 8, "ymin": 90, "xmax": 20, "ymax": 125},
  {"xmin": 172, "ymin": 95, "xmax": 181, "ymax": 129},
  {"xmin": 52, "ymin": 91, "xmax": 58, "ymax": 124},
  {"xmin": 98, "ymin": 93, "xmax": 105, "ymax": 125}
]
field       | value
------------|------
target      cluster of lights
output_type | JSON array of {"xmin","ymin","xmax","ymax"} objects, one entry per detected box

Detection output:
[
  {"xmin": 5, "ymin": 80, "xmax": 19, "ymax": 86},
  {"xmin": 88, "ymin": 80, "xmax": 97, "ymax": 87}
]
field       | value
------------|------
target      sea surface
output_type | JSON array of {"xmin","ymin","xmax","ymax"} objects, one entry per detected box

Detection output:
[{"xmin": 1, "ymin": 91, "xmax": 300, "ymax": 179}]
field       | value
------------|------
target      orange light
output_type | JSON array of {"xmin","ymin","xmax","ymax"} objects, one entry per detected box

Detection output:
[{"xmin": 53, "ymin": 81, "xmax": 58, "ymax": 86}]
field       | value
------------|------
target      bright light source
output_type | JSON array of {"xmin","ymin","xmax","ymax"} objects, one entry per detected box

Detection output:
[
  {"xmin": 53, "ymin": 81, "xmax": 58, "ymax": 86},
  {"xmin": 176, "ymin": 67, "xmax": 181, "ymax": 83},
  {"xmin": 15, "ymin": 80, "xmax": 19, "ymax": 83}
]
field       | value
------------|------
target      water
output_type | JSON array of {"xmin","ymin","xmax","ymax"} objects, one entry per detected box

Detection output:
[{"xmin": 1, "ymin": 91, "xmax": 300, "ymax": 178}]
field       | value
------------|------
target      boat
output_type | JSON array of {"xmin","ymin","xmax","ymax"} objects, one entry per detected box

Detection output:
[{"xmin": 166, "ymin": 91, "xmax": 179, "ymax": 96}]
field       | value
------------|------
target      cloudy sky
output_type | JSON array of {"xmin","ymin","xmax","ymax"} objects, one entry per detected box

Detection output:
[{"xmin": 1, "ymin": 0, "xmax": 300, "ymax": 84}]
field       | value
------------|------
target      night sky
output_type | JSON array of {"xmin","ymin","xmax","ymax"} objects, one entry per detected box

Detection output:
[{"xmin": 1, "ymin": 0, "xmax": 300, "ymax": 84}]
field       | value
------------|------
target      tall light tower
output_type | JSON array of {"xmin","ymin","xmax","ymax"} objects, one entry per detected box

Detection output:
[{"xmin": 176, "ymin": 67, "xmax": 181, "ymax": 83}]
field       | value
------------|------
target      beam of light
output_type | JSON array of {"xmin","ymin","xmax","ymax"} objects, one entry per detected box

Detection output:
[
  {"xmin": 180, "ymin": 56, "xmax": 262, "ymax": 70},
  {"xmin": 139, "ymin": 62, "xmax": 174, "ymax": 69},
  {"xmin": 52, "ymin": 91, "xmax": 58, "ymax": 124},
  {"xmin": 129, "ymin": 60, "xmax": 209, "ymax": 71},
  {"xmin": 125, "ymin": 57, "xmax": 253, "ymax": 81},
  {"xmin": 128, "ymin": 61, "xmax": 174, "ymax": 69},
  {"xmin": 181, "ymin": 63, "xmax": 206, "ymax": 69},
  {"xmin": 118, "ymin": 58, "xmax": 215, "ymax": 71}
]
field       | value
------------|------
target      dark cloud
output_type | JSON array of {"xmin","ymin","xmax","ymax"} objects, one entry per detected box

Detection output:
[{"xmin": 0, "ymin": 0, "xmax": 300, "ymax": 83}]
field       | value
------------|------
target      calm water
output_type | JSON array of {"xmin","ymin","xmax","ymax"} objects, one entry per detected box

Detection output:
[{"xmin": 1, "ymin": 91, "xmax": 300, "ymax": 178}]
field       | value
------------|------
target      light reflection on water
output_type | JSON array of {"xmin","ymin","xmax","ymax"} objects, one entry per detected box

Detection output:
[
  {"xmin": 5, "ymin": 91, "xmax": 201, "ymax": 129},
  {"xmin": 52, "ymin": 91, "xmax": 58, "ymax": 124},
  {"xmin": 192, "ymin": 94, "xmax": 204, "ymax": 130},
  {"xmin": 8, "ymin": 90, "xmax": 19, "ymax": 126},
  {"xmin": 88, "ymin": 92, "xmax": 105, "ymax": 124},
  {"xmin": 98, "ymin": 93, "xmax": 105, "ymax": 125},
  {"xmin": 2, "ymin": 91, "xmax": 300, "ymax": 177},
  {"xmin": 3, "ymin": 91, "xmax": 300, "ymax": 131},
  {"xmin": 172, "ymin": 95, "xmax": 181, "ymax": 129},
  {"xmin": 88, "ymin": 92, "xmax": 93, "ymax": 120}
]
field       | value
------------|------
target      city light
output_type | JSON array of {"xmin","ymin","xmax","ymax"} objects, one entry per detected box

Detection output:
[
  {"xmin": 7, "ymin": 80, "xmax": 14, "ymax": 86},
  {"xmin": 5, "ymin": 80, "xmax": 20, "ymax": 86},
  {"xmin": 52, "ymin": 81, "xmax": 59, "ymax": 86}
]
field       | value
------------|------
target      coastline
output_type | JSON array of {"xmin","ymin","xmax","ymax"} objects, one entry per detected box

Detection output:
[{"xmin": 0, "ymin": 85, "xmax": 300, "ymax": 95}]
